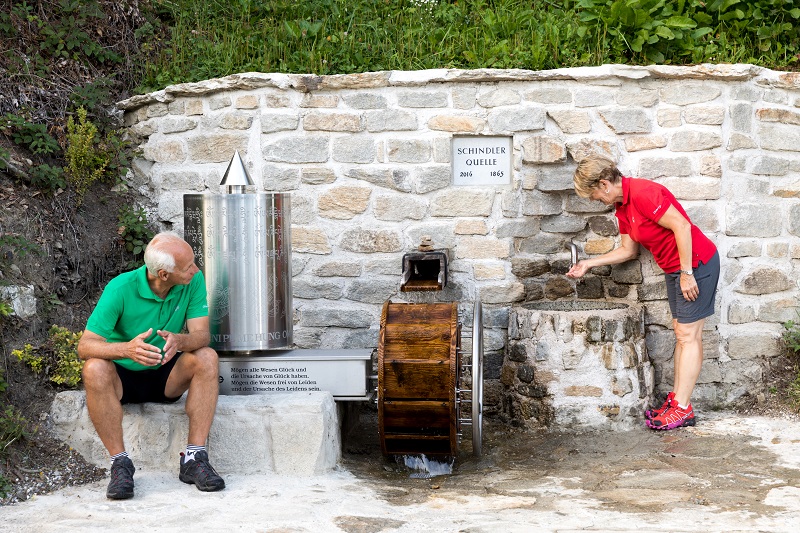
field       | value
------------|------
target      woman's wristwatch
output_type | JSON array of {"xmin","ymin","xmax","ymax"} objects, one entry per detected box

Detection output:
[{"xmin": 680, "ymin": 269, "xmax": 693, "ymax": 276}]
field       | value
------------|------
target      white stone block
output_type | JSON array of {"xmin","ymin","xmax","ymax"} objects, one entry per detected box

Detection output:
[{"xmin": 49, "ymin": 391, "xmax": 341, "ymax": 476}]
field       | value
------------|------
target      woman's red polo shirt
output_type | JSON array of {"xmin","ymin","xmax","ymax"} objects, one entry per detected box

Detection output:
[{"xmin": 614, "ymin": 177, "xmax": 716, "ymax": 273}]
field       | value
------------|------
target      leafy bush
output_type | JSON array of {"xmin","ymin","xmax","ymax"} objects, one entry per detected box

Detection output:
[
  {"xmin": 0, "ymin": 404, "xmax": 28, "ymax": 497},
  {"xmin": 783, "ymin": 314, "xmax": 800, "ymax": 355},
  {"xmin": 12, "ymin": 326, "xmax": 84, "ymax": 388},
  {"xmin": 118, "ymin": 205, "xmax": 155, "ymax": 267},
  {"xmin": 782, "ymin": 314, "xmax": 800, "ymax": 408},
  {"xmin": 575, "ymin": 0, "xmax": 800, "ymax": 64},
  {"xmin": 64, "ymin": 107, "xmax": 111, "ymax": 204},
  {"xmin": 0, "ymin": 299, "xmax": 12, "ymax": 322},
  {"xmin": 0, "ymin": 113, "xmax": 61, "ymax": 156},
  {"xmin": 29, "ymin": 164, "xmax": 67, "ymax": 193}
]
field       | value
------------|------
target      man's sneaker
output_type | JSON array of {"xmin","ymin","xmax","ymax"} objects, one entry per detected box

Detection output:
[
  {"xmin": 179, "ymin": 450, "xmax": 225, "ymax": 492},
  {"xmin": 646, "ymin": 400, "xmax": 696, "ymax": 430},
  {"xmin": 645, "ymin": 391, "xmax": 675, "ymax": 420},
  {"xmin": 106, "ymin": 456, "xmax": 135, "ymax": 500}
]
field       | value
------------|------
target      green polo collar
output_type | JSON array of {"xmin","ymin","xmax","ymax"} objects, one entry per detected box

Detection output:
[{"xmin": 135, "ymin": 265, "xmax": 185, "ymax": 302}]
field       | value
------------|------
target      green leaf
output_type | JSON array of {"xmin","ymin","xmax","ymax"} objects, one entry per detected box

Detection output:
[
  {"xmin": 655, "ymin": 26, "xmax": 675, "ymax": 39},
  {"xmin": 691, "ymin": 27, "xmax": 714, "ymax": 39},
  {"xmin": 664, "ymin": 16, "xmax": 696, "ymax": 29}
]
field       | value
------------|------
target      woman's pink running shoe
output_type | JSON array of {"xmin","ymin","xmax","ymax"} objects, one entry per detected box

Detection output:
[
  {"xmin": 644, "ymin": 391, "xmax": 675, "ymax": 420},
  {"xmin": 646, "ymin": 400, "xmax": 695, "ymax": 430}
]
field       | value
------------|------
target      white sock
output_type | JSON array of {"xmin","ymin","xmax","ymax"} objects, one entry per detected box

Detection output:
[
  {"xmin": 678, "ymin": 403, "xmax": 689, "ymax": 410},
  {"xmin": 110, "ymin": 451, "xmax": 129, "ymax": 467},
  {"xmin": 184, "ymin": 445, "xmax": 205, "ymax": 462}
]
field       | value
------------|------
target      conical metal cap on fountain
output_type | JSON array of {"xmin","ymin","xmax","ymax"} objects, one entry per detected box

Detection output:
[{"xmin": 220, "ymin": 150, "xmax": 254, "ymax": 194}]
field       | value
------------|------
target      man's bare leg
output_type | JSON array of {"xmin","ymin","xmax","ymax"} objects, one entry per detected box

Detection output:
[
  {"xmin": 165, "ymin": 347, "xmax": 219, "ymax": 445},
  {"xmin": 82, "ymin": 359, "xmax": 125, "ymax": 455}
]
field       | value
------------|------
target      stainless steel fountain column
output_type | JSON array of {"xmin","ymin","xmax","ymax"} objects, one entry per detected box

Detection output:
[{"xmin": 183, "ymin": 151, "xmax": 292, "ymax": 353}]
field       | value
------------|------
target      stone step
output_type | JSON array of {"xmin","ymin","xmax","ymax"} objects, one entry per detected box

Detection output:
[{"xmin": 49, "ymin": 391, "xmax": 342, "ymax": 476}]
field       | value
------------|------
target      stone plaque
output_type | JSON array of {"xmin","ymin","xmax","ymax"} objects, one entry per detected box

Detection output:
[
  {"xmin": 452, "ymin": 135, "xmax": 512, "ymax": 186},
  {"xmin": 219, "ymin": 349, "xmax": 372, "ymax": 400}
]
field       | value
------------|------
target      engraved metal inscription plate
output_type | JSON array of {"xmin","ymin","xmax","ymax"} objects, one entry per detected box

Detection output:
[{"xmin": 218, "ymin": 349, "xmax": 372, "ymax": 400}]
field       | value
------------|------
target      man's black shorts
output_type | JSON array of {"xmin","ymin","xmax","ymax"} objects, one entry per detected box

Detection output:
[{"xmin": 115, "ymin": 352, "xmax": 184, "ymax": 405}]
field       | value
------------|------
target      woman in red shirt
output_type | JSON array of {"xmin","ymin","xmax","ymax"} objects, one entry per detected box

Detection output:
[{"xmin": 567, "ymin": 155, "xmax": 720, "ymax": 430}]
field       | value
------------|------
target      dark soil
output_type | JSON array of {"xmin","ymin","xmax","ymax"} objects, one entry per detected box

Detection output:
[{"xmin": 1, "ymin": 169, "xmax": 140, "ymax": 504}]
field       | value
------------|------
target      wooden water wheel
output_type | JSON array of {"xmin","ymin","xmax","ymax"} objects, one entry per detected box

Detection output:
[{"xmin": 377, "ymin": 300, "xmax": 483, "ymax": 457}]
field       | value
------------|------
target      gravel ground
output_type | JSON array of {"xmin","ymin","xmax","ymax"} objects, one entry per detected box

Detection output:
[{"xmin": 0, "ymin": 430, "xmax": 106, "ymax": 506}]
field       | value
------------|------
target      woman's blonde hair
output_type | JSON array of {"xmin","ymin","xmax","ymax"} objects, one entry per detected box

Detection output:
[{"xmin": 573, "ymin": 155, "xmax": 622, "ymax": 198}]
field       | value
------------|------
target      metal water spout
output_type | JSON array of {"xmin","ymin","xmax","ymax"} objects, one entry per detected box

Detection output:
[{"xmin": 566, "ymin": 241, "xmax": 578, "ymax": 267}]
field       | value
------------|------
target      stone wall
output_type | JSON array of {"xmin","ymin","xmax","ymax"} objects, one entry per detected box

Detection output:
[{"xmin": 118, "ymin": 64, "xmax": 800, "ymax": 419}]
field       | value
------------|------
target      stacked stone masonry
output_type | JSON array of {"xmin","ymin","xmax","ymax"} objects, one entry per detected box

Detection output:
[{"xmin": 118, "ymin": 64, "xmax": 800, "ymax": 426}]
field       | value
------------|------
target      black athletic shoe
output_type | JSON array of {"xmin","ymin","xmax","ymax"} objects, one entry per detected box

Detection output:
[
  {"xmin": 179, "ymin": 450, "xmax": 225, "ymax": 492},
  {"xmin": 106, "ymin": 456, "xmax": 135, "ymax": 500}
]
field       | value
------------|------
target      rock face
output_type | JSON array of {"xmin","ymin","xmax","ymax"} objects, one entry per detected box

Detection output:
[{"xmin": 120, "ymin": 64, "xmax": 800, "ymax": 420}]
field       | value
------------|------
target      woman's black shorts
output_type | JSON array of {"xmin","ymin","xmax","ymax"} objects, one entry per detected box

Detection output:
[
  {"xmin": 114, "ymin": 352, "xmax": 184, "ymax": 405},
  {"xmin": 664, "ymin": 250, "xmax": 720, "ymax": 324}
]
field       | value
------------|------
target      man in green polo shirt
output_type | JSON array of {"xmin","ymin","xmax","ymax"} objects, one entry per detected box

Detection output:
[{"xmin": 78, "ymin": 231, "xmax": 225, "ymax": 500}]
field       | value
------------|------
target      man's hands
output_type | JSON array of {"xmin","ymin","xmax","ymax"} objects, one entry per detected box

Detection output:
[
  {"xmin": 157, "ymin": 329, "xmax": 181, "ymax": 363},
  {"xmin": 125, "ymin": 328, "xmax": 168, "ymax": 367}
]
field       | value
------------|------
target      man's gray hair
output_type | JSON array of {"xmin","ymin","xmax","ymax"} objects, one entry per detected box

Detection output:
[{"xmin": 143, "ymin": 231, "xmax": 183, "ymax": 275}]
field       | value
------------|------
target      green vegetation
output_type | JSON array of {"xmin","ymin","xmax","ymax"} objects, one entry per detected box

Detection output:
[
  {"xmin": 118, "ymin": 205, "xmax": 155, "ymax": 268},
  {"xmin": 0, "ymin": 404, "xmax": 28, "ymax": 497},
  {"xmin": 0, "ymin": 233, "xmax": 43, "ymax": 274},
  {"xmin": 782, "ymin": 315, "xmax": 800, "ymax": 409},
  {"xmin": 12, "ymin": 325, "xmax": 84, "ymax": 388},
  {"xmin": 64, "ymin": 107, "xmax": 112, "ymax": 205},
  {"xmin": 140, "ymin": 0, "xmax": 799, "ymax": 90},
  {"xmin": 0, "ymin": 112, "xmax": 61, "ymax": 156}
]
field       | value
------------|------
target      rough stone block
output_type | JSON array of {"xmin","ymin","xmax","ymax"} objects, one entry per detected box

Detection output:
[
  {"xmin": 342, "ymin": 93, "xmax": 387, "ymax": 109},
  {"xmin": 365, "ymin": 110, "xmax": 417, "ymax": 132},
  {"xmin": 599, "ymin": 108, "xmax": 652, "ymax": 134},
  {"xmin": 261, "ymin": 113, "xmax": 300, "ymax": 133},
  {"xmin": 49, "ymin": 391, "xmax": 341, "ymax": 476},
  {"xmin": 431, "ymin": 189, "xmax": 494, "ymax": 217},
  {"xmin": 547, "ymin": 110, "xmax": 591, "ymax": 134},
  {"xmin": 524, "ymin": 87, "xmax": 572, "ymax": 104},
  {"xmin": 398, "ymin": 91, "xmax": 448, "ymax": 108},
  {"xmin": 727, "ymin": 333, "xmax": 783, "ymax": 359},
  {"xmin": 0, "ymin": 285, "xmax": 36, "ymax": 318},
  {"xmin": 428, "ymin": 114, "xmax": 485, "ymax": 133},
  {"xmin": 668, "ymin": 130, "xmax": 722, "ymax": 152},
  {"xmin": 488, "ymin": 107, "xmax": 546, "ymax": 132},
  {"xmin": 374, "ymin": 194, "xmax": 427, "ymax": 221},
  {"xmin": 263, "ymin": 136, "xmax": 329, "ymax": 163},
  {"xmin": 522, "ymin": 135, "xmax": 567, "ymax": 163},
  {"xmin": 726, "ymin": 204, "xmax": 782, "ymax": 237},
  {"xmin": 659, "ymin": 83, "xmax": 721, "ymax": 105},
  {"xmin": 386, "ymin": 139, "xmax": 431, "ymax": 163},
  {"xmin": 303, "ymin": 113, "xmax": 363, "ymax": 132}
]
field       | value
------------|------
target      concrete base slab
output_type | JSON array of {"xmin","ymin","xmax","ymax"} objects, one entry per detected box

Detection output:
[{"xmin": 49, "ymin": 391, "xmax": 341, "ymax": 476}]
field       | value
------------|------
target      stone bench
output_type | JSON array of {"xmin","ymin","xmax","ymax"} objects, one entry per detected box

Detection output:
[{"xmin": 49, "ymin": 391, "xmax": 342, "ymax": 476}]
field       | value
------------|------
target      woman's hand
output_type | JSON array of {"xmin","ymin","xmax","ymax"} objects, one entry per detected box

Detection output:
[
  {"xmin": 680, "ymin": 273, "xmax": 699, "ymax": 301},
  {"xmin": 566, "ymin": 260, "xmax": 591, "ymax": 279}
]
